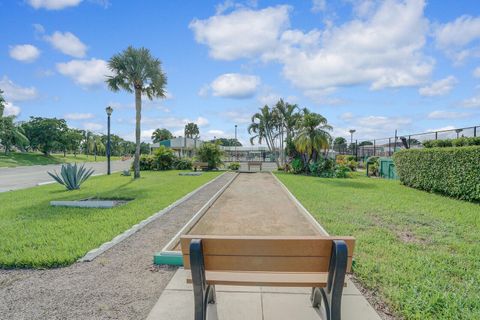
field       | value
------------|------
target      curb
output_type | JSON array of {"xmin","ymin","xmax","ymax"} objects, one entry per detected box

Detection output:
[{"xmin": 78, "ymin": 172, "xmax": 228, "ymax": 262}]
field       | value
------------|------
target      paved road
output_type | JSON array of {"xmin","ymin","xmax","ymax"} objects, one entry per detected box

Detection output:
[{"xmin": 0, "ymin": 160, "xmax": 132, "ymax": 192}]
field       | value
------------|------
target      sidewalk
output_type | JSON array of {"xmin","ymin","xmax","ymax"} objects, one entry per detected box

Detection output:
[{"xmin": 147, "ymin": 268, "xmax": 382, "ymax": 320}]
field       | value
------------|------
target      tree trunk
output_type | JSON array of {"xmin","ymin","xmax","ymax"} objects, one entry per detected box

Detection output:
[{"xmin": 134, "ymin": 88, "xmax": 142, "ymax": 179}]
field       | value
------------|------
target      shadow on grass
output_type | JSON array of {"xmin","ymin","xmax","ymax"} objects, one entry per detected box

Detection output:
[{"xmin": 296, "ymin": 174, "xmax": 378, "ymax": 190}]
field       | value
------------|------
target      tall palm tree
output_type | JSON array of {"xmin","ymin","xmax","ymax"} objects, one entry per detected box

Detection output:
[
  {"xmin": 184, "ymin": 122, "xmax": 199, "ymax": 138},
  {"xmin": 106, "ymin": 46, "xmax": 167, "ymax": 179},
  {"xmin": 248, "ymin": 105, "xmax": 281, "ymax": 167},
  {"xmin": 0, "ymin": 89, "xmax": 5, "ymax": 117},
  {"xmin": 294, "ymin": 112, "xmax": 332, "ymax": 164}
]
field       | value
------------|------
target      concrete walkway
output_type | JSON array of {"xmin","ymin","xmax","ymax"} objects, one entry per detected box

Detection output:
[
  {"xmin": 0, "ymin": 160, "xmax": 131, "ymax": 192},
  {"xmin": 147, "ymin": 269, "xmax": 381, "ymax": 320}
]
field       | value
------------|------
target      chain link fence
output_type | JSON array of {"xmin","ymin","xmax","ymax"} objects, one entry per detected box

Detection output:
[{"xmin": 335, "ymin": 125, "xmax": 480, "ymax": 160}]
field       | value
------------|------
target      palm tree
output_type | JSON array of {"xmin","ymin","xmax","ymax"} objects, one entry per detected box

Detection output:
[
  {"xmin": 106, "ymin": 46, "xmax": 167, "ymax": 179},
  {"xmin": 294, "ymin": 112, "xmax": 332, "ymax": 164},
  {"xmin": 0, "ymin": 89, "xmax": 5, "ymax": 117},
  {"xmin": 184, "ymin": 122, "xmax": 199, "ymax": 138},
  {"xmin": 274, "ymin": 99, "xmax": 301, "ymax": 160},
  {"xmin": 248, "ymin": 105, "xmax": 281, "ymax": 167},
  {"xmin": 151, "ymin": 128, "xmax": 173, "ymax": 143}
]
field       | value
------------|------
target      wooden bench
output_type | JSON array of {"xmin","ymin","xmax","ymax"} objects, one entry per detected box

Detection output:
[
  {"xmin": 247, "ymin": 161, "xmax": 262, "ymax": 171},
  {"xmin": 181, "ymin": 235, "xmax": 355, "ymax": 320},
  {"xmin": 192, "ymin": 162, "xmax": 209, "ymax": 171}
]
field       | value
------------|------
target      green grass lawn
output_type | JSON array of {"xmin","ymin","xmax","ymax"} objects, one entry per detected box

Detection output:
[
  {"xmin": 276, "ymin": 172, "xmax": 480, "ymax": 320},
  {"xmin": 0, "ymin": 152, "xmax": 121, "ymax": 167},
  {"xmin": 0, "ymin": 170, "xmax": 220, "ymax": 268}
]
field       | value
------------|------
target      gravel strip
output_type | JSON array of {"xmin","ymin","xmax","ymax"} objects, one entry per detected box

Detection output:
[{"xmin": 0, "ymin": 172, "xmax": 235, "ymax": 320}]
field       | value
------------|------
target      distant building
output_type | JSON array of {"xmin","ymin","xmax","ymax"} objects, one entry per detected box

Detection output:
[{"xmin": 150, "ymin": 137, "xmax": 203, "ymax": 158}]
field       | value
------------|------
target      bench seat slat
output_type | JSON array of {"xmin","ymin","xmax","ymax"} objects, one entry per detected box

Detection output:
[{"xmin": 186, "ymin": 271, "xmax": 335, "ymax": 287}]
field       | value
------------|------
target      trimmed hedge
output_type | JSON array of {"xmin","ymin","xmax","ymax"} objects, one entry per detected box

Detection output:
[{"xmin": 393, "ymin": 146, "xmax": 480, "ymax": 201}]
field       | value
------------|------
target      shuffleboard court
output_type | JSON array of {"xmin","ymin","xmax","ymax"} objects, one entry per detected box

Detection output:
[
  {"xmin": 158, "ymin": 172, "xmax": 325, "ymax": 259},
  {"xmin": 186, "ymin": 172, "xmax": 320, "ymax": 236}
]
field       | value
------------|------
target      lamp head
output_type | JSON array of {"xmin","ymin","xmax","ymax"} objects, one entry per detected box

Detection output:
[{"xmin": 105, "ymin": 106, "xmax": 113, "ymax": 116}]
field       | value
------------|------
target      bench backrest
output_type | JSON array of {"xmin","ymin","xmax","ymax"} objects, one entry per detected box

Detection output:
[
  {"xmin": 248, "ymin": 161, "xmax": 262, "ymax": 165},
  {"xmin": 180, "ymin": 235, "xmax": 355, "ymax": 273},
  {"xmin": 193, "ymin": 162, "xmax": 208, "ymax": 167}
]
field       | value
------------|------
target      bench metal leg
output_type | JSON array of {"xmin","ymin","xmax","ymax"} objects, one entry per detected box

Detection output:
[
  {"xmin": 310, "ymin": 240, "xmax": 348, "ymax": 320},
  {"xmin": 190, "ymin": 239, "xmax": 216, "ymax": 320}
]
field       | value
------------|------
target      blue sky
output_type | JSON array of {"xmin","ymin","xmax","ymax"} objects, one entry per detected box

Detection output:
[{"xmin": 1, "ymin": 0, "xmax": 479, "ymax": 144}]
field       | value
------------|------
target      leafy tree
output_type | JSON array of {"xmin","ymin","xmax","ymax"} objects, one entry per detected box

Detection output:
[
  {"xmin": 151, "ymin": 128, "xmax": 173, "ymax": 143},
  {"xmin": 22, "ymin": 117, "xmax": 68, "ymax": 155},
  {"xmin": 59, "ymin": 128, "xmax": 84, "ymax": 157},
  {"xmin": 210, "ymin": 138, "xmax": 242, "ymax": 146},
  {"xmin": 197, "ymin": 142, "xmax": 223, "ymax": 169},
  {"xmin": 107, "ymin": 46, "xmax": 167, "ymax": 179},
  {"xmin": 0, "ymin": 116, "xmax": 29, "ymax": 154},
  {"xmin": 248, "ymin": 105, "xmax": 281, "ymax": 167},
  {"xmin": 333, "ymin": 137, "xmax": 347, "ymax": 150},
  {"xmin": 184, "ymin": 122, "xmax": 199, "ymax": 138},
  {"xmin": 140, "ymin": 142, "xmax": 150, "ymax": 155},
  {"xmin": 294, "ymin": 112, "xmax": 332, "ymax": 164},
  {"xmin": 359, "ymin": 141, "xmax": 373, "ymax": 146}
]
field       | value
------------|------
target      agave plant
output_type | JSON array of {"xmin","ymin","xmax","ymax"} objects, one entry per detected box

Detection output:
[{"xmin": 48, "ymin": 163, "xmax": 95, "ymax": 190}]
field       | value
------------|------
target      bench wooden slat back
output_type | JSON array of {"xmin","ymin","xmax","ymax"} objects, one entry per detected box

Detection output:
[
  {"xmin": 193, "ymin": 162, "xmax": 208, "ymax": 167},
  {"xmin": 181, "ymin": 235, "xmax": 355, "ymax": 273}
]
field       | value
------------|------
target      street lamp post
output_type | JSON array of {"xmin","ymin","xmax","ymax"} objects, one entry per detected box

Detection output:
[
  {"xmin": 234, "ymin": 124, "xmax": 238, "ymax": 161},
  {"xmin": 349, "ymin": 129, "xmax": 356, "ymax": 157},
  {"xmin": 105, "ymin": 106, "xmax": 113, "ymax": 175}
]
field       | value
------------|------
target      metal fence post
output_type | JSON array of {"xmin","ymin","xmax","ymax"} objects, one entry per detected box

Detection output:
[
  {"xmin": 373, "ymin": 140, "xmax": 376, "ymax": 156},
  {"xmin": 388, "ymin": 138, "xmax": 391, "ymax": 156}
]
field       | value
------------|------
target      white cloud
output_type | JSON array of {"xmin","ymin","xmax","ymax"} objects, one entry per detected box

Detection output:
[
  {"xmin": 3, "ymin": 102, "xmax": 21, "ymax": 116},
  {"xmin": 275, "ymin": 0, "xmax": 432, "ymax": 91},
  {"xmin": 9, "ymin": 44, "xmax": 40, "ymax": 63},
  {"xmin": 426, "ymin": 125, "xmax": 455, "ymax": 132},
  {"xmin": 56, "ymin": 58, "xmax": 111, "ymax": 86},
  {"xmin": 338, "ymin": 113, "xmax": 412, "ymax": 139},
  {"xmin": 141, "ymin": 116, "xmax": 209, "ymax": 130},
  {"xmin": 45, "ymin": 31, "xmax": 87, "ymax": 57},
  {"xmin": 461, "ymin": 96, "xmax": 480, "ymax": 108},
  {"xmin": 208, "ymin": 129, "xmax": 225, "ymax": 136},
  {"xmin": 190, "ymin": 5, "xmax": 290, "ymax": 60},
  {"xmin": 198, "ymin": 84, "xmax": 210, "ymax": 98},
  {"xmin": 210, "ymin": 73, "xmax": 260, "ymax": 99},
  {"xmin": 434, "ymin": 15, "xmax": 480, "ymax": 63},
  {"xmin": 474, "ymin": 67, "xmax": 480, "ymax": 78},
  {"xmin": 220, "ymin": 110, "xmax": 252, "ymax": 124},
  {"xmin": 418, "ymin": 76, "xmax": 457, "ymax": 96},
  {"xmin": 192, "ymin": 1, "xmax": 433, "ymax": 93},
  {"xmin": 83, "ymin": 122, "xmax": 103, "ymax": 131},
  {"xmin": 427, "ymin": 110, "xmax": 470, "ymax": 120},
  {"xmin": 64, "ymin": 113, "xmax": 95, "ymax": 120},
  {"xmin": 27, "ymin": 0, "xmax": 82, "ymax": 10},
  {"xmin": 311, "ymin": 0, "xmax": 326, "ymax": 13},
  {"xmin": 435, "ymin": 15, "xmax": 480, "ymax": 49},
  {"xmin": 0, "ymin": 76, "xmax": 38, "ymax": 101}
]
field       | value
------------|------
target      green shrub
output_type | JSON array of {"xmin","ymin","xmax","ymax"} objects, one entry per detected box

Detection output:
[
  {"xmin": 153, "ymin": 146, "xmax": 176, "ymax": 170},
  {"xmin": 334, "ymin": 164, "xmax": 351, "ymax": 178},
  {"xmin": 291, "ymin": 158, "xmax": 304, "ymax": 174},
  {"xmin": 138, "ymin": 155, "xmax": 155, "ymax": 170},
  {"xmin": 197, "ymin": 142, "xmax": 223, "ymax": 169},
  {"xmin": 366, "ymin": 156, "xmax": 380, "ymax": 177},
  {"xmin": 228, "ymin": 162, "xmax": 240, "ymax": 170},
  {"xmin": 48, "ymin": 163, "xmax": 94, "ymax": 190},
  {"xmin": 173, "ymin": 158, "xmax": 193, "ymax": 170},
  {"xmin": 393, "ymin": 146, "xmax": 480, "ymax": 201}
]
